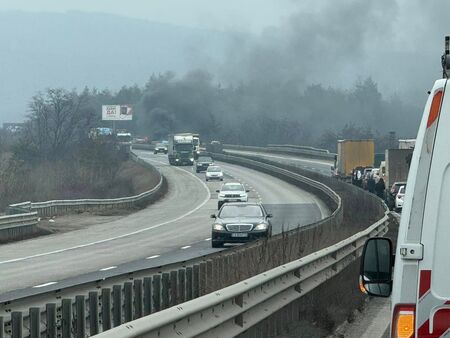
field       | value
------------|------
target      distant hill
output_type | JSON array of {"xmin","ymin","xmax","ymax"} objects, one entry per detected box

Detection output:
[{"xmin": 0, "ymin": 11, "xmax": 236, "ymax": 124}]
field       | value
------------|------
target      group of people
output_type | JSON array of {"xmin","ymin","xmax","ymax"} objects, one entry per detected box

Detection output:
[{"xmin": 352, "ymin": 167, "xmax": 386, "ymax": 198}]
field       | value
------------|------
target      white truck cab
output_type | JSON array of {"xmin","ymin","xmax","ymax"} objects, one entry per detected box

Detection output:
[{"xmin": 360, "ymin": 37, "xmax": 450, "ymax": 337}]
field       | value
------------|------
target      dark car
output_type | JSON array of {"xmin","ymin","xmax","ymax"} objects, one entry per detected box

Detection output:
[
  {"xmin": 154, "ymin": 143, "xmax": 168, "ymax": 154},
  {"xmin": 195, "ymin": 156, "xmax": 214, "ymax": 173},
  {"xmin": 210, "ymin": 203, "xmax": 272, "ymax": 248},
  {"xmin": 386, "ymin": 181, "xmax": 407, "ymax": 210}
]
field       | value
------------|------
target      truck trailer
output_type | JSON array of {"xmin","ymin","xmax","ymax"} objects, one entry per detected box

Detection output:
[{"xmin": 336, "ymin": 139, "xmax": 375, "ymax": 178}]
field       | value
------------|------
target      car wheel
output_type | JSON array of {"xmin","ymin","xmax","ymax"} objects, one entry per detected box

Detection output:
[
  {"xmin": 212, "ymin": 241, "xmax": 223, "ymax": 248},
  {"xmin": 220, "ymin": 178, "xmax": 223, "ymax": 181}
]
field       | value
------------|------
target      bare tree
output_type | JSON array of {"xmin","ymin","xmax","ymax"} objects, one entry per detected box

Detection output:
[{"xmin": 26, "ymin": 88, "xmax": 88, "ymax": 159}]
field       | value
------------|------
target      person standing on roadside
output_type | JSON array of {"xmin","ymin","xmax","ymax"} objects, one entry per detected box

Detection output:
[
  {"xmin": 367, "ymin": 174, "xmax": 376, "ymax": 194},
  {"xmin": 375, "ymin": 177, "xmax": 386, "ymax": 199}
]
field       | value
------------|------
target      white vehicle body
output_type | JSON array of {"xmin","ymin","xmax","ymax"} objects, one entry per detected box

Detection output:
[
  {"xmin": 390, "ymin": 78, "xmax": 450, "ymax": 337},
  {"xmin": 205, "ymin": 165, "xmax": 223, "ymax": 181},
  {"xmin": 217, "ymin": 183, "xmax": 248, "ymax": 209},
  {"xmin": 394, "ymin": 185, "xmax": 405, "ymax": 211}
]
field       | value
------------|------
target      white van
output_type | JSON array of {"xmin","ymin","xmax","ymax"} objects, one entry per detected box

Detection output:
[{"xmin": 360, "ymin": 38, "xmax": 450, "ymax": 338}]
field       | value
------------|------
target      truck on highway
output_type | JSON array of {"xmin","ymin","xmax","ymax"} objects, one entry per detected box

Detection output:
[
  {"xmin": 384, "ymin": 148, "xmax": 413, "ymax": 191},
  {"xmin": 360, "ymin": 37, "xmax": 450, "ymax": 337},
  {"xmin": 335, "ymin": 139, "xmax": 375, "ymax": 179},
  {"xmin": 168, "ymin": 133, "xmax": 195, "ymax": 165}
]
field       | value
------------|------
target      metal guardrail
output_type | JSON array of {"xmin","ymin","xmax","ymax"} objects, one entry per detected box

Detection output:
[
  {"xmin": 223, "ymin": 144, "xmax": 336, "ymax": 161},
  {"xmin": 267, "ymin": 143, "xmax": 331, "ymax": 154},
  {"xmin": 7, "ymin": 153, "xmax": 164, "ymax": 217},
  {"xmin": 97, "ymin": 211, "xmax": 389, "ymax": 337},
  {"xmin": 0, "ymin": 212, "xmax": 39, "ymax": 230}
]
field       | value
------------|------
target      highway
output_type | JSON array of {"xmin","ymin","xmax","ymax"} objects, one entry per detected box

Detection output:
[
  {"xmin": 0, "ymin": 151, "xmax": 328, "ymax": 298},
  {"xmin": 224, "ymin": 149, "xmax": 334, "ymax": 176}
]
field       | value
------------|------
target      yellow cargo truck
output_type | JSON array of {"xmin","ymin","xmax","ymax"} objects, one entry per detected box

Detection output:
[{"xmin": 336, "ymin": 139, "xmax": 375, "ymax": 177}]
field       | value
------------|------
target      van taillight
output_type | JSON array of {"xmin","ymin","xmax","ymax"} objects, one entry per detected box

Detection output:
[
  {"xmin": 427, "ymin": 90, "xmax": 443, "ymax": 128},
  {"xmin": 392, "ymin": 304, "xmax": 416, "ymax": 338}
]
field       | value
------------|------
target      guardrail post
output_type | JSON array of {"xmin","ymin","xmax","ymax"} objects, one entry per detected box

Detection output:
[
  {"xmin": 46, "ymin": 303, "xmax": 56, "ymax": 338},
  {"xmin": 89, "ymin": 291, "xmax": 99, "ymax": 335},
  {"xmin": 112, "ymin": 285, "xmax": 122, "ymax": 327},
  {"xmin": 143, "ymin": 277, "xmax": 152, "ymax": 315},
  {"xmin": 161, "ymin": 273, "xmax": 170, "ymax": 309},
  {"xmin": 186, "ymin": 267, "xmax": 193, "ymax": 301},
  {"xmin": 170, "ymin": 271, "xmax": 178, "ymax": 306},
  {"xmin": 29, "ymin": 307, "xmax": 40, "ymax": 338},
  {"xmin": 0, "ymin": 316, "xmax": 4, "ymax": 338},
  {"xmin": 193, "ymin": 264, "xmax": 200, "ymax": 298},
  {"xmin": 124, "ymin": 282, "xmax": 133, "ymax": 322},
  {"xmin": 75, "ymin": 295, "xmax": 85, "ymax": 338},
  {"xmin": 206, "ymin": 260, "xmax": 214, "ymax": 293},
  {"xmin": 178, "ymin": 269, "xmax": 186, "ymax": 303},
  {"xmin": 199, "ymin": 262, "xmax": 207, "ymax": 296},
  {"xmin": 101, "ymin": 288, "xmax": 112, "ymax": 331},
  {"xmin": 153, "ymin": 274, "xmax": 161, "ymax": 312},
  {"xmin": 134, "ymin": 279, "xmax": 143, "ymax": 319},
  {"xmin": 11, "ymin": 312, "xmax": 22, "ymax": 338},
  {"xmin": 61, "ymin": 299, "xmax": 72, "ymax": 338}
]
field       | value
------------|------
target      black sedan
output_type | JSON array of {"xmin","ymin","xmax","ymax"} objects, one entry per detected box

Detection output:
[
  {"xmin": 195, "ymin": 156, "xmax": 214, "ymax": 173},
  {"xmin": 210, "ymin": 203, "xmax": 272, "ymax": 248}
]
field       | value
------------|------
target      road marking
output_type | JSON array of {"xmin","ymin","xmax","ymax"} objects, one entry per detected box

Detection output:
[
  {"xmin": 204, "ymin": 238, "xmax": 211, "ymax": 241},
  {"xmin": 33, "ymin": 282, "xmax": 57, "ymax": 288},
  {"xmin": 181, "ymin": 245, "xmax": 191, "ymax": 250},
  {"xmin": 146, "ymin": 255, "xmax": 160, "ymax": 259},
  {"xmin": 0, "ymin": 154, "xmax": 212, "ymax": 266},
  {"xmin": 100, "ymin": 266, "xmax": 117, "ymax": 271}
]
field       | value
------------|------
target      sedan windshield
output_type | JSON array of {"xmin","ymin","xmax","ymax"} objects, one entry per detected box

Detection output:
[
  {"xmin": 219, "ymin": 205, "xmax": 263, "ymax": 218},
  {"xmin": 207, "ymin": 166, "xmax": 221, "ymax": 172},
  {"xmin": 198, "ymin": 157, "xmax": 212, "ymax": 162},
  {"xmin": 222, "ymin": 184, "xmax": 244, "ymax": 192}
]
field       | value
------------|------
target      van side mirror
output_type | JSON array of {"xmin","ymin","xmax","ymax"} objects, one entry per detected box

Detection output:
[
  {"xmin": 267, "ymin": 214, "xmax": 273, "ymax": 218},
  {"xmin": 359, "ymin": 238, "xmax": 393, "ymax": 297},
  {"xmin": 210, "ymin": 214, "xmax": 216, "ymax": 219},
  {"xmin": 216, "ymin": 190, "xmax": 220, "ymax": 193}
]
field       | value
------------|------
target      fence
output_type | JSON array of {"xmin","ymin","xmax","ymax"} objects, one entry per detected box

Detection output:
[
  {"xmin": 0, "ymin": 153, "xmax": 387, "ymax": 337},
  {"xmin": 0, "ymin": 212, "xmax": 40, "ymax": 242}
]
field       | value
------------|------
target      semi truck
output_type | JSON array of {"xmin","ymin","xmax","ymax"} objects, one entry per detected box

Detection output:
[
  {"xmin": 168, "ymin": 133, "xmax": 195, "ymax": 166},
  {"xmin": 384, "ymin": 148, "xmax": 414, "ymax": 190},
  {"xmin": 336, "ymin": 139, "xmax": 375, "ymax": 178}
]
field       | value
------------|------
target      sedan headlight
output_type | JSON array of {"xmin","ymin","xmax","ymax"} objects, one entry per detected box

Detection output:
[
  {"xmin": 254, "ymin": 223, "xmax": 268, "ymax": 230},
  {"xmin": 240, "ymin": 193, "xmax": 247, "ymax": 197},
  {"xmin": 218, "ymin": 172, "xmax": 223, "ymax": 176},
  {"xmin": 213, "ymin": 224, "xmax": 225, "ymax": 231},
  {"xmin": 175, "ymin": 158, "xmax": 179, "ymax": 161},
  {"xmin": 190, "ymin": 158, "xmax": 194, "ymax": 161}
]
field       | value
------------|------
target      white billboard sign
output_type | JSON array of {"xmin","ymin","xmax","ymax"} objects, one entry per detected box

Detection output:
[{"xmin": 102, "ymin": 105, "xmax": 133, "ymax": 121}]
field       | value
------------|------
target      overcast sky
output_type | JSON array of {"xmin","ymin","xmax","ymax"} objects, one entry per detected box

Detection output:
[{"xmin": 0, "ymin": 0, "xmax": 297, "ymax": 33}]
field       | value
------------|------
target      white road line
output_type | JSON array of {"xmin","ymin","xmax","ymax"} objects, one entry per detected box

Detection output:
[
  {"xmin": 181, "ymin": 245, "xmax": 191, "ymax": 250},
  {"xmin": 146, "ymin": 255, "xmax": 160, "ymax": 260},
  {"xmin": 204, "ymin": 238, "xmax": 211, "ymax": 241},
  {"xmin": 33, "ymin": 282, "xmax": 58, "ymax": 288},
  {"xmin": 0, "ymin": 154, "xmax": 212, "ymax": 266},
  {"xmin": 100, "ymin": 266, "xmax": 117, "ymax": 271}
]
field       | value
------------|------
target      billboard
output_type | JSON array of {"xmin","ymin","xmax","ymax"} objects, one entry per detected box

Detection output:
[{"xmin": 102, "ymin": 105, "xmax": 133, "ymax": 121}]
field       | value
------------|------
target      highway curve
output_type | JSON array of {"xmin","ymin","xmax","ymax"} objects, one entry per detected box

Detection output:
[{"xmin": 0, "ymin": 151, "xmax": 328, "ymax": 296}]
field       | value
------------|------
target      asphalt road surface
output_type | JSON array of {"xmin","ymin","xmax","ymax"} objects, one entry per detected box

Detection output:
[
  {"xmin": 0, "ymin": 151, "xmax": 328, "ymax": 297},
  {"xmin": 223, "ymin": 149, "xmax": 334, "ymax": 176}
]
